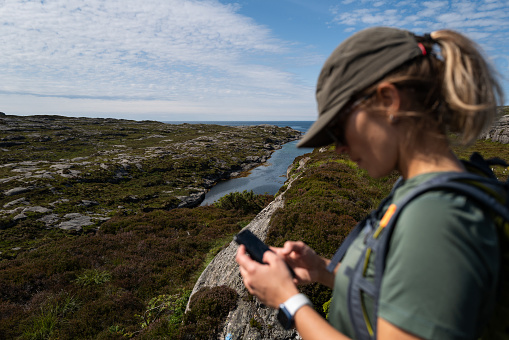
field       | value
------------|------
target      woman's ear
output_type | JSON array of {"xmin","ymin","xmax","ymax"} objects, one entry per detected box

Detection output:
[{"xmin": 376, "ymin": 82, "xmax": 401, "ymax": 118}]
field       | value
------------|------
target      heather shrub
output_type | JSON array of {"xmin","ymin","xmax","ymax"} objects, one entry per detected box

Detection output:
[
  {"xmin": 2, "ymin": 125, "xmax": 508, "ymax": 339},
  {"xmin": 179, "ymin": 286, "xmax": 238, "ymax": 339},
  {"xmin": 214, "ymin": 190, "xmax": 272, "ymax": 214},
  {"xmin": 0, "ymin": 200, "xmax": 269, "ymax": 338},
  {"xmin": 268, "ymin": 148, "xmax": 396, "ymax": 257}
]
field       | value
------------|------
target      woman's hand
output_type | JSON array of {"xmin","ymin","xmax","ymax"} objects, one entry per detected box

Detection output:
[
  {"xmin": 273, "ymin": 241, "xmax": 335, "ymax": 288},
  {"xmin": 236, "ymin": 245, "xmax": 299, "ymax": 308}
]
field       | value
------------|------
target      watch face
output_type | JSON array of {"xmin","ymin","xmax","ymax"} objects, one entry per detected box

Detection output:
[{"xmin": 277, "ymin": 307, "xmax": 293, "ymax": 330}]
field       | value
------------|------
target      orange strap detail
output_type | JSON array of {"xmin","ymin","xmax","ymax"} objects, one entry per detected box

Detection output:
[{"xmin": 380, "ymin": 204, "xmax": 397, "ymax": 228}]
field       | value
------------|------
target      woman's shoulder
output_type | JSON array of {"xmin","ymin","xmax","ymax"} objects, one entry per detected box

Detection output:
[{"xmin": 395, "ymin": 180, "xmax": 497, "ymax": 244}]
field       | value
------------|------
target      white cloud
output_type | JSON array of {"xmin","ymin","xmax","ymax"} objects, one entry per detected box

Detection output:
[
  {"xmin": 0, "ymin": 0, "xmax": 316, "ymax": 117},
  {"xmin": 328, "ymin": 0, "xmax": 509, "ymax": 104},
  {"xmin": 328, "ymin": 0, "xmax": 509, "ymax": 53}
]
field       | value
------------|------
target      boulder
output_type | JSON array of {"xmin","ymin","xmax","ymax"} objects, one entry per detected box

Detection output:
[
  {"xmin": 187, "ymin": 157, "xmax": 310, "ymax": 340},
  {"xmin": 177, "ymin": 190, "xmax": 206, "ymax": 208},
  {"xmin": 4, "ymin": 187, "xmax": 33, "ymax": 196},
  {"xmin": 481, "ymin": 115, "xmax": 509, "ymax": 144},
  {"xmin": 23, "ymin": 206, "xmax": 52, "ymax": 214},
  {"xmin": 58, "ymin": 213, "xmax": 94, "ymax": 231},
  {"xmin": 38, "ymin": 214, "xmax": 60, "ymax": 227},
  {"xmin": 3, "ymin": 197, "xmax": 29, "ymax": 208}
]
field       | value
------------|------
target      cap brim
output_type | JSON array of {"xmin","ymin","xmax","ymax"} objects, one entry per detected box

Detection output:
[{"xmin": 297, "ymin": 106, "xmax": 341, "ymax": 148}]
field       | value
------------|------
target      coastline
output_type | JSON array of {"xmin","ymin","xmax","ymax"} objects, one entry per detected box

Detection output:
[{"xmin": 0, "ymin": 114, "xmax": 302, "ymax": 238}]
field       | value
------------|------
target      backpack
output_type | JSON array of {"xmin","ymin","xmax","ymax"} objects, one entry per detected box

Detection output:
[{"xmin": 327, "ymin": 152, "xmax": 509, "ymax": 340}]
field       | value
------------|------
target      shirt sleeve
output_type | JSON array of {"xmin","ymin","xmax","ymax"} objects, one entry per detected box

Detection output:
[{"xmin": 378, "ymin": 191, "xmax": 499, "ymax": 340}]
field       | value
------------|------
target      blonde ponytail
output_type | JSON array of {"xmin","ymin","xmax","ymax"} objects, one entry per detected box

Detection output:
[
  {"xmin": 364, "ymin": 29, "xmax": 504, "ymax": 146},
  {"xmin": 432, "ymin": 30, "xmax": 504, "ymax": 144}
]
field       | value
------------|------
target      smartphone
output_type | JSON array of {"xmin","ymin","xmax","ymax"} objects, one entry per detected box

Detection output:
[
  {"xmin": 234, "ymin": 229, "xmax": 295, "ymax": 277},
  {"xmin": 234, "ymin": 229, "xmax": 271, "ymax": 264}
]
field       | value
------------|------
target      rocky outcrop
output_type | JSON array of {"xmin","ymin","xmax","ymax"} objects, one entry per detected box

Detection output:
[
  {"xmin": 481, "ymin": 115, "xmax": 509, "ymax": 144},
  {"xmin": 0, "ymin": 115, "xmax": 302, "ymax": 233},
  {"xmin": 188, "ymin": 157, "xmax": 310, "ymax": 340}
]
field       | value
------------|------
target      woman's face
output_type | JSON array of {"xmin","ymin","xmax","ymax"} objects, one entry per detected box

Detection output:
[{"xmin": 335, "ymin": 107, "xmax": 399, "ymax": 179}]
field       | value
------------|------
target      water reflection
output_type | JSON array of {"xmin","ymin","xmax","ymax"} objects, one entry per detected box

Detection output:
[{"xmin": 200, "ymin": 140, "xmax": 311, "ymax": 205}]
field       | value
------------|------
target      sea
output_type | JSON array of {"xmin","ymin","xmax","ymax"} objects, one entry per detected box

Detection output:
[{"xmin": 163, "ymin": 121, "xmax": 314, "ymax": 205}]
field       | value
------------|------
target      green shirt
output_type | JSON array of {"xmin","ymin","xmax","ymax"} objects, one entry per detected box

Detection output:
[{"xmin": 329, "ymin": 172, "xmax": 500, "ymax": 339}]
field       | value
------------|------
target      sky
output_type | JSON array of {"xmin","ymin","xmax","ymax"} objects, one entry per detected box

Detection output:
[{"xmin": 1, "ymin": 0, "xmax": 508, "ymax": 122}]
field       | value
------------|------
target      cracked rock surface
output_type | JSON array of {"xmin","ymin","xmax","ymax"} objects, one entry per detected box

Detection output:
[{"xmin": 1, "ymin": 115, "xmax": 301, "ymax": 234}]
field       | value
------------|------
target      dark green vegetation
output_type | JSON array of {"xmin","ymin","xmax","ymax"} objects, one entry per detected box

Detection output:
[
  {"xmin": 1, "ymin": 112, "xmax": 508, "ymax": 338},
  {"xmin": 0, "ymin": 194, "xmax": 272, "ymax": 339},
  {"xmin": 181, "ymin": 286, "xmax": 238, "ymax": 338},
  {"xmin": 0, "ymin": 115, "xmax": 300, "ymax": 260}
]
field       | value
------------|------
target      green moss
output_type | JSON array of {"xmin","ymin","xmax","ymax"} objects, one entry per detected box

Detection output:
[{"xmin": 250, "ymin": 317, "xmax": 263, "ymax": 331}]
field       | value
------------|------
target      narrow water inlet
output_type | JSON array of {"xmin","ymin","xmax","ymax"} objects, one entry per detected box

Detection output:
[{"xmin": 200, "ymin": 139, "xmax": 311, "ymax": 205}]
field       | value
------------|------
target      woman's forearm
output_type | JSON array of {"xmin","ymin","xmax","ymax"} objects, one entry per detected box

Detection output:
[{"xmin": 294, "ymin": 305, "xmax": 351, "ymax": 340}]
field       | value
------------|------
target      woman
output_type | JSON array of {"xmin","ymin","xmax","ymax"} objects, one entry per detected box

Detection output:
[{"xmin": 236, "ymin": 27, "xmax": 504, "ymax": 339}]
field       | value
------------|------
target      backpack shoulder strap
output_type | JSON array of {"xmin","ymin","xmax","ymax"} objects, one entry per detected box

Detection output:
[
  {"xmin": 326, "ymin": 177, "xmax": 406, "ymax": 273},
  {"xmin": 375, "ymin": 172, "xmax": 509, "ymax": 282},
  {"xmin": 347, "ymin": 172, "xmax": 508, "ymax": 340}
]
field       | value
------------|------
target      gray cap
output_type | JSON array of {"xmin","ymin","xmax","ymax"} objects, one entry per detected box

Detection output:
[{"xmin": 298, "ymin": 27, "xmax": 425, "ymax": 148}]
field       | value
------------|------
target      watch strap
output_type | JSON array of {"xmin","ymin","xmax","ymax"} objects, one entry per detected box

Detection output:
[{"xmin": 280, "ymin": 293, "xmax": 312, "ymax": 316}]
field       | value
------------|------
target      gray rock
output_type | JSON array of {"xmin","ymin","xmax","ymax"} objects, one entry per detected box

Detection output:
[
  {"xmin": 38, "ymin": 214, "xmax": 60, "ymax": 227},
  {"xmin": 3, "ymin": 197, "xmax": 29, "ymax": 208},
  {"xmin": 32, "ymin": 172, "xmax": 55, "ymax": 180},
  {"xmin": 11, "ymin": 167, "xmax": 39, "ymax": 173},
  {"xmin": 80, "ymin": 200, "xmax": 99, "ymax": 207},
  {"xmin": 71, "ymin": 157, "xmax": 89, "ymax": 162},
  {"xmin": 13, "ymin": 213, "xmax": 27, "ymax": 221},
  {"xmin": 19, "ymin": 161, "xmax": 45, "ymax": 166},
  {"xmin": 58, "ymin": 213, "xmax": 94, "ymax": 231},
  {"xmin": 4, "ymin": 187, "xmax": 32, "ymax": 196},
  {"xmin": 49, "ymin": 199, "xmax": 70, "ymax": 206},
  {"xmin": 1, "ymin": 207, "xmax": 24, "ymax": 215},
  {"xmin": 177, "ymin": 190, "xmax": 206, "ymax": 208},
  {"xmin": 50, "ymin": 164, "xmax": 73, "ymax": 170},
  {"xmin": 23, "ymin": 206, "xmax": 52, "ymax": 214},
  {"xmin": 187, "ymin": 157, "xmax": 310, "ymax": 340},
  {"xmin": 0, "ymin": 176, "xmax": 20, "ymax": 185},
  {"xmin": 245, "ymin": 155, "xmax": 261, "ymax": 163},
  {"xmin": 481, "ymin": 115, "xmax": 509, "ymax": 144}
]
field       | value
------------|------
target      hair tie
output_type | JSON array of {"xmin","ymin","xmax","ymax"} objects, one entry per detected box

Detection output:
[
  {"xmin": 418, "ymin": 43, "xmax": 427, "ymax": 56},
  {"xmin": 417, "ymin": 33, "xmax": 435, "ymax": 56},
  {"xmin": 422, "ymin": 33, "xmax": 435, "ymax": 44}
]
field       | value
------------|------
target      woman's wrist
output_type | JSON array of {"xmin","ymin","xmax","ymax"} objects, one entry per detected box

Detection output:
[{"xmin": 317, "ymin": 257, "xmax": 335, "ymax": 288}]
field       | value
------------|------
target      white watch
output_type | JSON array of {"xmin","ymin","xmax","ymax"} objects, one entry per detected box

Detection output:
[{"xmin": 277, "ymin": 293, "xmax": 313, "ymax": 330}]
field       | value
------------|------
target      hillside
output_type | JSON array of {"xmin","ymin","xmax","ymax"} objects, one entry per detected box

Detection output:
[
  {"xmin": 0, "ymin": 115, "xmax": 300, "ymax": 259},
  {"xmin": 186, "ymin": 120, "xmax": 509, "ymax": 339},
  {"xmin": 1, "ymin": 112, "xmax": 509, "ymax": 339}
]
